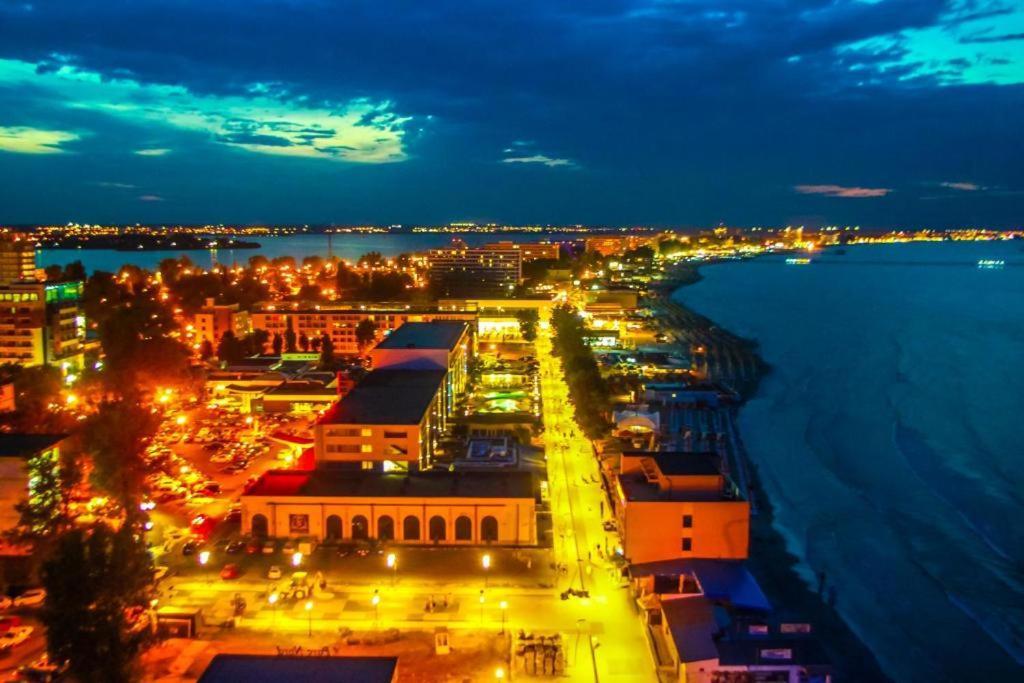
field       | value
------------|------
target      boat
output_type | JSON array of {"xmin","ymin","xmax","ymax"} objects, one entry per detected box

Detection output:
[
  {"xmin": 785, "ymin": 257, "xmax": 811, "ymax": 265},
  {"xmin": 977, "ymin": 259, "xmax": 1005, "ymax": 269}
]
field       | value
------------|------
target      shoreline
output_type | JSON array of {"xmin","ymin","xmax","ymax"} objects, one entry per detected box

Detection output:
[{"xmin": 653, "ymin": 260, "xmax": 891, "ymax": 683}]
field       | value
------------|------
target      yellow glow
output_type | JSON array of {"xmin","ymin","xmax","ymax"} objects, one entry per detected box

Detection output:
[{"xmin": 0, "ymin": 125, "xmax": 79, "ymax": 154}]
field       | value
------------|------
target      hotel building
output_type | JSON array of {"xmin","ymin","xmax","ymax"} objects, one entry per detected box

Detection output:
[{"xmin": 426, "ymin": 245, "xmax": 522, "ymax": 297}]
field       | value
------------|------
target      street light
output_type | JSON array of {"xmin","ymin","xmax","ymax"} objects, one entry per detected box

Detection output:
[
  {"xmin": 305, "ymin": 600, "xmax": 314, "ymax": 637},
  {"xmin": 482, "ymin": 553, "xmax": 491, "ymax": 588},
  {"xmin": 268, "ymin": 591, "xmax": 279, "ymax": 628},
  {"xmin": 371, "ymin": 589, "xmax": 380, "ymax": 629},
  {"xmin": 198, "ymin": 550, "xmax": 211, "ymax": 586},
  {"xmin": 386, "ymin": 553, "xmax": 397, "ymax": 585},
  {"xmin": 292, "ymin": 551, "xmax": 303, "ymax": 568},
  {"xmin": 499, "ymin": 600, "xmax": 508, "ymax": 635},
  {"xmin": 495, "ymin": 667, "xmax": 505, "ymax": 680}
]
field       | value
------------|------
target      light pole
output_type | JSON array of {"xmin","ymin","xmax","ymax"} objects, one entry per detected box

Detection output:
[
  {"xmin": 198, "ymin": 550, "xmax": 210, "ymax": 586},
  {"xmin": 268, "ymin": 591, "xmax": 279, "ymax": 629},
  {"xmin": 292, "ymin": 551, "xmax": 303, "ymax": 568},
  {"xmin": 478, "ymin": 589, "xmax": 486, "ymax": 625},
  {"xmin": 499, "ymin": 600, "xmax": 508, "ymax": 635},
  {"xmin": 371, "ymin": 589, "xmax": 380, "ymax": 629},
  {"xmin": 386, "ymin": 552, "xmax": 397, "ymax": 586},
  {"xmin": 305, "ymin": 600, "xmax": 313, "ymax": 637},
  {"xmin": 482, "ymin": 553, "xmax": 491, "ymax": 588}
]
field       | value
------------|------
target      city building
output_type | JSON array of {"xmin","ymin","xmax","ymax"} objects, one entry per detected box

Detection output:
[
  {"xmin": 614, "ymin": 451, "xmax": 749, "ymax": 564},
  {"xmin": 482, "ymin": 240, "xmax": 562, "ymax": 262},
  {"xmin": 427, "ymin": 244, "xmax": 522, "ymax": 297},
  {"xmin": 250, "ymin": 305, "xmax": 475, "ymax": 356},
  {"xmin": 242, "ymin": 468, "xmax": 536, "ymax": 545},
  {"xmin": 199, "ymin": 655, "xmax": 398, "ymax": 683},
  {"xmin": 585, "ymin": 235, "xmax": 655, "ymax": 257},
  {"xmin": 193, "ymin": 297, "xmax": 251, "ymax": 345},
  {"xmin": 0, "ymin": 280, "xmax": 86, "ymax": 370},
  {"xmin": 370, "ymin": 321, "xmax": 471, "ymax": 408},
  {"xmin": 0, "ymin": 235, "xmax": 39, "ymax": 283}
]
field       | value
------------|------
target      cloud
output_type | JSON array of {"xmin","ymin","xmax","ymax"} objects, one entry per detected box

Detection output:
[
  {"xmin": 0, "ymin": 57, "xmax": 413, "ymax": 163},
  {"xmin": 960, "ymin": 32, "xmax": 1024, "ymax": 44},
  {"xmin": 138, "ymin": 194, "xmax": 164, "ymax": 202},
  {"xmin": 503, "ymin": 154, "xmax": 575, "ymax": 168},
  {"xmin": 0, "ymin": 125, "xmax": 79, "ymax": 154},
  {"xmin": 94, "ymin": 181, "xmax": 136, "ymax": 189},
  {"xmin": 134, "ymin": 148, "xmax": 171, "ymax": 157},
  {"xmin": 794, "ymin": 184, "xmax": 891, "ymax": 198},
  {"xmin": 940, "ymin": 181, "xmax": 984, "ymax": 191}
]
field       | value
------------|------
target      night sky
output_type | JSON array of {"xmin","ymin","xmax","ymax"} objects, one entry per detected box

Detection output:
[{"xmin": 0, "ymin": 0, "xmax": 1021, "ymax": 227}]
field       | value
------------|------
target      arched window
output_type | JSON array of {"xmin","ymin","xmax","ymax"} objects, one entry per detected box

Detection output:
[
  {"xmin": 481, "ymin": 515, "xmax": 499, "ymax": 543},
  {"xmin": 403, "ymin": 515, "xmax": 421, "ymax": 541},
  {"xmin": 377, "ymin": 515, "xmax": 395, "ymax": 541},
  {"xmin": 428, "ymin": 515, "xmax": 446, "ymax": 542},
  {"xmin": 251, "ymin": 514, "xmax": 269, "ymax": 538},
  {"xmin": 325, "ymin": 515, "xmax": 342, "ymax": 540},
  {"xmin": 352, "ymin": 515, "xmax": 369, "ymax": 541},
  {"xmin": 454, "ymin": 515, "xmax": 473, "ymax": 541}
]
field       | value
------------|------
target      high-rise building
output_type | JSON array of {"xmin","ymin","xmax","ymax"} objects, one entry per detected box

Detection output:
[
  {"xmin": 0, "ymin": 235, "xmax": 38, "ymax": 283},
  {"xmin": 427, "ymin": 244, "xmax": 522, "ymax": 297},
  {"xmin": 482, "ymin": 240, "xmax": 561, "ymax": 262}
]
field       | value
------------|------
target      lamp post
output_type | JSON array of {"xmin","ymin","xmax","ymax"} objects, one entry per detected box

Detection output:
[
  {"xmin": 482, "ymin": 553, "xmax": 491, "ymax": 588},
  {"xmin": 292, "ymin": 551, "xmax": 303, "ymax": 568},
  {"xmin": 305, "ymin": 600, "xmax": 314, "ymax": 637},
  {"xmin": 478, "ymin": 589, "xmax": 486, "ymax": 625},
  {"xmin": 499, "ymin": 600, "xmax": 508, "ymax": 635},
  {"xmin": 268, "ymin": 591, "xmax": 279, "ymax": 629},
  {"xmin": 371, "ymin": 589, "xmax": 380, "ymax": 629},
  {"xmin": 386, "ymin": 552, "xmax": 397, "ymax": 586},
  {"xmin": 198, "ymin": 550, "xmax": 210, "ymax": 586}
]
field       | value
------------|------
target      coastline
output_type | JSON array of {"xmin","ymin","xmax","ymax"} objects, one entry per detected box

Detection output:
[{"xmin": 654, "ymin": 260, "xmax": 891, "ymax": 683}]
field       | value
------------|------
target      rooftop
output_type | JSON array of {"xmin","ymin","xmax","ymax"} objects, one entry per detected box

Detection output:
[
  {"xmin": 375, "ymin": 321, "xmax": 468, "ymax": 352},
  {"xmin": 244, "ymin": 469, "xmax": 535, "ymax": 500},
  {"xmin": 0, "ymin": 434, "xmax": 67, "ymax": 458},
  {"xmin": 320, "ymin": 368, "xmax": 446, "ymax": 425},
  {"xmin": 621, "ymin": 451, "xmax": 723, "ymax": 477},
  {"xmin": 199, "ymin": 655, "xmax": 397, "ymax": 683},
  {"xmin": 628, "ymin": 558, "xmax": 771, "ymax": 611}
]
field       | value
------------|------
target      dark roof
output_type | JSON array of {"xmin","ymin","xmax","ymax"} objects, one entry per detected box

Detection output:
[
  {"xmin": 650, "ymin": 452, "xmax": 722, "ymax": 476},
  {"xmin": 245, "ymin": 469, "xmax": 535, "ymax": 500},
  {"xmin": 660, "ymin": 598, "xmax": 721, "ymax": 663},
  {"xmin": 376, "ymin": 321, "xmax": 468, "ymax": 351},
  {"xmin": 628, "ymin": 559, "xmax": 771, "ymax": 612},
  {"xmin": 321, "ymin": 369, "xmax": 445, "ymax": 425},
  {"xmin": 264, "ymin": 381, "xmax": 337, "ymax": 398},
  {"xmin": 0, "ymin": 434, "xmax": 66, "ymax": 458},
  {"xmin": 715, "ymin": 637, "xmax": 831, "ymax": 667},
  {"xmin": 199, "ymin": 655, "xmax": 397, "ymax": 683}
]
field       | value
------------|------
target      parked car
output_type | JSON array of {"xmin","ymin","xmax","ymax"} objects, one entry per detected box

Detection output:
[
  {"xmin": 181, "ymin": 540, "xmax": 199, "ymax": 556},
  {"xmin": 282, "ymin": 540, "xmax": 296, "ymax": 555},
  {"xmin": 245, "ymin": 538, "xmax": 263, "ymax": 555},
  {"xmin": 225, "ymin": 540, "xmax": 246, "ymax": 554},
  {"xmin": 152, "ymin": 566, "xmax": 170, "ymax": 581},
  {"xmin": 0, "ymin": 625, "xmax": 33, "ymax": 650},
  {"xmin": 13, "ymin": 589, "xmax": 45, "ymax": 608},
  {"xmin": 0, "ymin": 596, "xmax": 11, "ymax": 611},
  {"xmin": 220, "ymin": 564, "xmax": 241, "ymax": 580},
  {"xmin": 267, "ymin": 565, "xmax": 282, "ymax": 580},
  {"xmin": 17, "ymin": 653, "xmax": 64, "ymax": 681},
  {"xmin": 262, "ymin": 540, "xmax": 277, "ymax": 555}
]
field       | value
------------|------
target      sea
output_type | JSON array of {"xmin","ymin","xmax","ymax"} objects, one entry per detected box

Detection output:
[
  {"xmin": 674, "ymin": 241, "xmax": 1024, "ymax": 682},
  {"xmin": 35, "ymin": 231, "xmax": 584, "ymax": 272}
]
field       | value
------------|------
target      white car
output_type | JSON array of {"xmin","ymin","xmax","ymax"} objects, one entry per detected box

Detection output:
[
  {"xmin": 13, "ymin": 588, "xmax": 46, "ymax": 608},
  {"xmin": 153, "ymin": 566, "xmax": 170, "ymax": 581},
  {"xmin": 0, "ymin": 625, "xmax": 33, "ymax": 650},
  {"xmin": 267, "ymin": 565, "xmax": 282, "ymax": 580},
  {"xmin": 0, "ymin": 596, "xmax": 11, "ymax": 611}
]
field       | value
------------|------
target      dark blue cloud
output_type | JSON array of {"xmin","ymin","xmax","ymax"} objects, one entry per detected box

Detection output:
[{"xmin": 0, "ymin": 0, "xmax": 1020, "ymax": 227}]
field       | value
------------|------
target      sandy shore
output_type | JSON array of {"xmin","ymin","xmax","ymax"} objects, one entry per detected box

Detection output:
[{"xmin": 654, "ymin": 261, "xmax": 890, "ymax": 683}]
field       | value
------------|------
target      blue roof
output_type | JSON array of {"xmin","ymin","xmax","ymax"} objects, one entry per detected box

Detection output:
[
  {"xmin": 199, "ymin": 655, "xmax": 397, "ymax": 683},
  {"xmin": 629, "ymin": 559, "xmax": 772, "ymax": 612},
  {"xmin": 376, "ymin": 321, "xmax": 467, "ymax": 351}
]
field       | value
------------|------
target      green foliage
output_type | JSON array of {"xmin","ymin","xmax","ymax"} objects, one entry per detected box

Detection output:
[
  {"xmin": 81, "ymin": 400, "xmax": 159, "ymax": 517},
  {"xmin": 9, "ymin": 442, "xmax": 80, "ymax": 548},
  {"xmin": 515, "ymin": 309, "xmax": 540, "ymax": 342},
  {"xmin": 550, "ymin": 306, "xmax": 611, "ymax": 440},
  {"xmin": 41, "ymin": 524, "xmax": 154, "ymax": 683},
  {"xmin": 0, "ymin": 364, "xmax": 70, "ymax": 432},
  {"xmin": 355, "ymin": 318, "xmax": 377, "ymax": 351}
]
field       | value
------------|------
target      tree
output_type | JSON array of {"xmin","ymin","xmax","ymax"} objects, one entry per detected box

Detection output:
[
  {"xmin": 355, "ymin": 318, "xmax": 377, "ymax": 352},
  {"xmin": 216, "ymin": 331, "xmax": 246, "ymax": 364},
  {"xmin": 515, "ymin": 309, "xmax": 540, "ymax": 342},
  {"xmin": 0, "ymin": 364, "xmax": 70, "ymax": 433},
  {"xmin": 8, "ymin": 440, "xmax": 81, "ymax": 550},
  {"xmin": 199, "ymin": 339, "xmax": 214, "ymax": 360},
  {"xmin": 298, "ymin": 332, "xmax": 310, "ymax": 352},
  {"xmin": 41, "ymin": 523, "xmax": 154, "ymax": 683},
  {"xmin": 320, "ymin": 334, "xmax": 335, "ymax": 368},
  {"xmin": 358, "ymin": 251, "xmax": 384, "ymax": 268},
  {"xmin": 284, "ymin": 318, "xmax": 297, "ymax": 353},
  {"xmin": 271, "ymin": 332, "xmax": 283, "ymax": 356},
  {"xmin": 81, "ymin": 400, "xmax": 160, "ymax": 520}
]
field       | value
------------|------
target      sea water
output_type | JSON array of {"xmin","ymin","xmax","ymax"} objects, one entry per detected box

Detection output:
[{"xmin": 675, "ymin": 241, "xmax": 1024, "ymax": 681}]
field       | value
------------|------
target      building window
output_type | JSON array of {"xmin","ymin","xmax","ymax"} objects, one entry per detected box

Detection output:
[
  {"xmin": 289, "ymin": 514, "xmax": 310, "ymax": 534},
  {"xmin": 403, "ymin": 516, "xmax": 421, "ymax": 541},
  {"xmin": 361, "ymin": 428, "xmax": 372, "ymax": 437},
  {"xmin": 681, "ymin": 537, "xmax": 692, "ymax": 552},
  {"xmin": 682, "ymin": 515, "xmax": 693, "ymax": 529},
  {"xmin": 454, "ymin": 515, "xmax": 472, "ymax": 541},
  {"xmin": 383, "ymin": 430, "xmax": 406, "ymax": 439},
  {"xmin": 360, "ymin": 444, "xmax": 373, "ymax": 453}
]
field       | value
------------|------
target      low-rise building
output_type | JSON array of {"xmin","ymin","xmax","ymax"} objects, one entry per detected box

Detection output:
[
  {"xmin": 371, "ymin": 321, "xmax": 471, "ymax": 410},
  {"xmin": 194, "ymin": 297, "xmax": 250, "ymax": 345},
  {"xmin": 614, "ymin": 451, "xmax": 749, "ymax": 564},
  {"xmin": 0, "ymin": 434, "xmax": 67, "ymax": 534}
]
